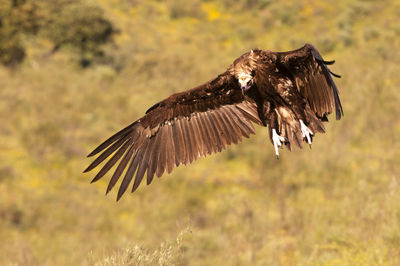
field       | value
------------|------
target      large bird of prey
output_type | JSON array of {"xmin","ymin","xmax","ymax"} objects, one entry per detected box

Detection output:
[{"xmin": 85, "ymin": 44, "xmax": 343, "ymax": 200}]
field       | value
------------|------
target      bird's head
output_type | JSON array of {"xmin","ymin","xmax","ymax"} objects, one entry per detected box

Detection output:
[
  {"xmin": 237, "ymin": 71, "xmax": 254, "ymax": 92},
  {"xmin": 230, "ymin": 49, "xmax": 260, "ymax": 93}
]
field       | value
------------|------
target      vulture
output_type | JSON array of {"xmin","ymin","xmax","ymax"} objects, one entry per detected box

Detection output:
[{"xmin": 84, "ymin": 44, "xmax": 343, "ymax": 200}]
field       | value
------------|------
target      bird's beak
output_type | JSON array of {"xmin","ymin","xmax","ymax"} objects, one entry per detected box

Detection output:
[
  {"xmin": 241, "ymin": 86, "xmax": 245, "ymax": 95},
  {"xmin": 241, "ymin": 85, "xmax": 250, "ymax": 95}
]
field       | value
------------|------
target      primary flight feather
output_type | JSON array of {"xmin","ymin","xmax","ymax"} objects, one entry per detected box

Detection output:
[{"xmin": 85, "ymin": 44, "xmax": 343, "ymax": 201}]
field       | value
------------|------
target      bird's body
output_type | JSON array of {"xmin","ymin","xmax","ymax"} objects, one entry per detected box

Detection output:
[{"xmin": 85, "ymin": 44, "xmax": 343, "ymax": 200}]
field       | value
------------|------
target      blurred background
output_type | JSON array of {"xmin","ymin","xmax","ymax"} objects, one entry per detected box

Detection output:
[{"xmin": 1, "ymin": 0, "xmax": 400, "ymax": 265}]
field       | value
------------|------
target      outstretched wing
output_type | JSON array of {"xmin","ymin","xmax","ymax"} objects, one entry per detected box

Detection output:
[
  {"xmin": 84, "ymin": 72, "xmax": 262, "ymax": 200},
  {"xmin": 277, "ymin": 43, "xmax": 343, "ymax": 120}
]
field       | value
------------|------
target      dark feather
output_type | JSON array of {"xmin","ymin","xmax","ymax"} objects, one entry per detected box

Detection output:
[
  {"xmin": 156, "ymin": 125, "xmax": 168, "ymax": 177},
  {"xmin": 91, "ymin": 139, "xmax": 131, "ymax": 183},
  {"xmin": 277, "ymin": 43, "xmax": 343, "ymax": 120},
  {"xmin": 84, "ymin": 137, "xmax": 128, "ymax": 173},
  {"xmin": 87, "ymin": 123, "xmax": 135, "ymax": 157},
  {"xmin": 106, "ymin": 145, "xmax": 134, "ymax": 194}
]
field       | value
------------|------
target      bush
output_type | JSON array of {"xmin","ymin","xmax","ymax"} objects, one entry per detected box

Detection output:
[
  {"xmin": 0, "ymin": 0, "xmax": 116, "ymax": 67},
  {"xmin": 44, "ymin": 1, "xmax": 116, "ymax": 66}
]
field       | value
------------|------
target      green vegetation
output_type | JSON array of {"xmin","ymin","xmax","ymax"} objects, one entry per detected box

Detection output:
[
  {"xmin": 0, "ymin": 0, "xmax": 115, "ymax": 66},
  {"xmin": 1, "ymin": 0, "xmax": 400, "ymax": 265}
]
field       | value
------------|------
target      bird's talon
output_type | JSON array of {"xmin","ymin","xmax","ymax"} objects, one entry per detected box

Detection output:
[
  {"xmin": 299, "ymin": 120, "xmax": 313, "ymax": 145},
  {"xmin": 272, "ymin": 129, "xmax": 285, "ymax": 157}
]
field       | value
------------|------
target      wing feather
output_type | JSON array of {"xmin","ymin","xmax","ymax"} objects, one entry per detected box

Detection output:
[
  {"xmin": 107, "ymin": 144, "xmax": 134, "ymax": 194},
  {"xmin": 180, "ymin": 118, "xmax": 194, "ymax": 164},
  {"xmin": 190, "ymin": 114, "xmax": 206, "ymax": 157},
  {"xmin": 197, "ymin": 112, "xmax": 214, "ymax": 155},
  {"xmin": 211, "ymin": 111, "xmax": 231, "ymax": 146},
  {"xmin": 171, "ymin": 121, "xmax": 183, "ymax": 167},
  {"xmin": 87, "ymin": 123, "xmax": 134, "ymax": 157},
  {"xmin": 165, "ymin": 124, "xmax": 175, "ymax": 174},
  {"xmin": 226, "ymin": 106, "xmax": 255, "ymax": 137},
  {"xmin": 86, "ymin": 72, "xmax": 261, "ymax": 200},
  {"xmin": 206, "ymin": 112, "xmax": 225, "ymax": 151},
  {"xmin": 277, "ymin": 43, "xmax": 343, "ymax": 120},
  {"xmin": 156, "ymin": 125, "xmax": 168, "ymax": 177},
  {"xmin": 90, "ymin": 139, "xmax": 131, "ymax": 183},
  {"xmin": 84, "ymin": 137, "xmax": 128, "ymax": 173},
  {"xmin": 220, "ymin": 108, "xmax": 241, "ymax": 144},
  {"xmin": 198, "ymin": 112, "xmax": 217, "ymax": 153},
  {"xmin": 133, "ymin": 145, "xmax": 150, "ymax": 191},
  {"xmin": 236, "ymin": 102, "xmax": 263, "ymax": 125},
  {"xmin": 146, "ymin": 132, "xmax": 161, "ymax": 184}
]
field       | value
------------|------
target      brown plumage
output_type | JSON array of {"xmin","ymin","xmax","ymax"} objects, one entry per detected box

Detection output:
[{"xmin": 84, "ymin": 43, "xmax": 343, "ymax": 200}]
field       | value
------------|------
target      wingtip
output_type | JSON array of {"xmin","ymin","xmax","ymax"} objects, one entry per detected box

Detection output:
[
  {"xmin": 91, "ymin": 172, "xmax": 105, "ymax": 183},
  {"xmin": 106, "ymin": 186, "xmax": 113, "ymax": 195},
  {"xmin": 316, "ymin": 58, "xmax": 335, "ymax": 65},
  {"xmin": 116, "ymin": 193, "xmax": 123, "ymax": 202},
  {"xmin": 116, "ymin": 186, "xmax": 127, "ymax": 201},
  {"xmin": 335, "ymin": 107, "xmax": 344, "ymax": 120},
  {"xmin": 83, "ymin": 163, "xmax": 97, "ymax": 173},
  {"xmin": 83, "ymin": 167, "xmax": 91, "ymax": 173},
  {"xmin": 327, "ymin": 68, "xmax": 341, "ymax": 78},
  {"xmin": 132, "ymin": 184, "xmax": 140, "ymax": 193},
  {"xmin": 87, "ymin": 150, "xmax": 97, "ymax": 158},
  {"xmin": 324, "ymin": 60, "xmax": 336, "ymax": 65},
  {"xmin": 336, "ymin": 112, "xmax": 344, "ymax": 120}
]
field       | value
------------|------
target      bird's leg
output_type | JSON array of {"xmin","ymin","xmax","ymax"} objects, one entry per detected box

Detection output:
[
  {"xmin": 299, "ymin": 119, "xmax": 313, "ymax": 145},
  {"xmin": 272, "ymin": 128, "xmax": 285, "ymax": 159}
]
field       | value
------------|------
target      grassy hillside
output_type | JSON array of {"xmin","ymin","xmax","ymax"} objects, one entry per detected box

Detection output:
[{"xmin": 1, "ymin": 0, "xmax": 400, "ymax": 265}]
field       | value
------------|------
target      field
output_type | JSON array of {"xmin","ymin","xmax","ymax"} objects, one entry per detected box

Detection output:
[{"xmin": 1, "ymin": 0, "xmax": 400, "ymax": 265}]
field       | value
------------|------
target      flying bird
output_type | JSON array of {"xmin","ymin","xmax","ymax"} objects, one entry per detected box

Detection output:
[{"xmin": 84, "ymin": 44, "xmax": 343, "ymax": 200}]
